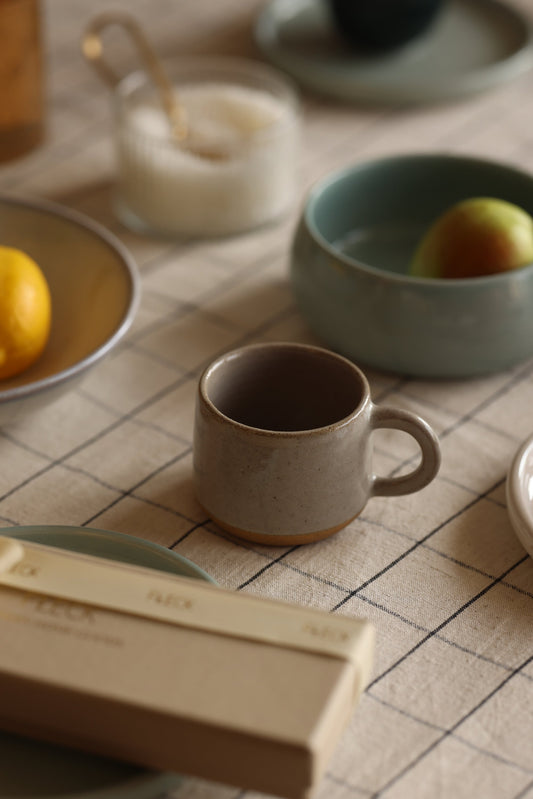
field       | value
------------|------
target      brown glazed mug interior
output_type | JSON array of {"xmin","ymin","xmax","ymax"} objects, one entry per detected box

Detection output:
[{"xmin": 204, "ymin": 344, "xmax": 365, "ymax": 432}]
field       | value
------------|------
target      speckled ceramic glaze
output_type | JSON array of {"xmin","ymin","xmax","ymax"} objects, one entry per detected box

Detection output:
[
  {"xmin": 193, "ymin": 342, "xmax": 440, "ymax": 545},
  {"xmin": 291, "ymin": 154, "xmax": 533, "ymax": 378}
]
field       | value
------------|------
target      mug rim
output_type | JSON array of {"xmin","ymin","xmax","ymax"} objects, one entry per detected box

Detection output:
[{"xmin": 198, "ymin": 341, "xmax": 370, "ymax": 436}]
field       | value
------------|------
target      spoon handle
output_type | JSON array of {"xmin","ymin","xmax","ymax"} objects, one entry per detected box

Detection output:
[{"xmin": 81, "ymin": 11, "xmax": 187, "ymax": 140}]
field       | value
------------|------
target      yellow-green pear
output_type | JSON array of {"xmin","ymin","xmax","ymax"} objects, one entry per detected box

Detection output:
[{"xmin": 409, "ymin": 197, "xmax": 533, "ymax": 279}]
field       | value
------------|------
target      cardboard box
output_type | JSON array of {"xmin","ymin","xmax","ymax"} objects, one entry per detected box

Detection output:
[{"xmin": 0, "ymin": 537, "xmax": 374, "ymax": 799}]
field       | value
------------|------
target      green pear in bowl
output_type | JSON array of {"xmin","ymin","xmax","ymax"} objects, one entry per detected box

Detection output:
[{"xmin": 410, "ymin": 197, "xmax": 533, "ymax": 279}]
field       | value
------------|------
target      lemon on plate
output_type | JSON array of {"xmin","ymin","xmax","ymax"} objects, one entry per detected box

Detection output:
[{"xmin": 0, "ymin": 246, "xmax": 51, "ymax": 379}]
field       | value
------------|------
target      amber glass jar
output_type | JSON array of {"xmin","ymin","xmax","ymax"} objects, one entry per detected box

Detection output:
[{"xmin": 0, "ymin": 0, "xmax": 44, "ymax": 163}]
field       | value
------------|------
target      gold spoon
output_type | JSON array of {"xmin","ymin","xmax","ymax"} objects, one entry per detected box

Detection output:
[{"xmin": 81, "ymin": 12, "xmax": 228, "ymax": 160}]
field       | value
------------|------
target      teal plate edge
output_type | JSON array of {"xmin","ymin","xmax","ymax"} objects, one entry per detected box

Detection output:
[{"xmin": 2, "ymin": 525, "xmax": 216, "ymax": 584}]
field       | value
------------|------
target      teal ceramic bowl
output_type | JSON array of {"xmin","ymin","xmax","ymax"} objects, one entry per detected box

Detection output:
[{"xmin": 291, "ymin": 154, "xmax": 533, "ymax": 378}]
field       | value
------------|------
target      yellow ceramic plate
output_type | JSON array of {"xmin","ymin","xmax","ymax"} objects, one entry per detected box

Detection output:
[{"xmin": 0, "ymin": 196, "xmax": 140, "ymax": 424}]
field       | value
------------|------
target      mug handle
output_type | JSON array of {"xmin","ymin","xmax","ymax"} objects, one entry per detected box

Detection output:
[{"xmin": 369, "ymin": 405, "xmax": 441, "ymax": 497}]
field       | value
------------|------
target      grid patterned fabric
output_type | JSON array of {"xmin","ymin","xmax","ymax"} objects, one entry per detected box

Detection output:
[{"xmin": 1, "ymin": 1, "xmax": 533, "ymax": 798}]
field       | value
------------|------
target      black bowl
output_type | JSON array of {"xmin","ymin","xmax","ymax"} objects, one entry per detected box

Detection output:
[{"xmin": 328, "ymin": 0, "xmax": 445, "ymax": 52}]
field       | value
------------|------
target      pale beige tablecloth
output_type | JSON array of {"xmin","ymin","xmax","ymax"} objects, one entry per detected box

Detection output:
[{"xmin": 0, "ymin": 1, "xmax": 532, "ymax": 797}]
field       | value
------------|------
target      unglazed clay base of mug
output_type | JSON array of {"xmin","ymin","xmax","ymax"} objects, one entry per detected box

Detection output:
[{"xmin": 206, "ymin": 509, "xmax": 360, "ymax": 545}]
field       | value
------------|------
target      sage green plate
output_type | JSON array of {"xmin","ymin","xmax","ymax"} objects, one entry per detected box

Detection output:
[
  {"xmin": 255, "ymin": 0, "xmax": 533, "ymax": 104},
  {"xmin": 0, "ymin": 196, "xmax": 140, "ymax": 426},
  {"xmin": 507, "ymin": 435, "xmax": 533, "ymax": 561},
  {"xmin": 0, "ymin": 525, "xmax": 214, "ymax": 799}
]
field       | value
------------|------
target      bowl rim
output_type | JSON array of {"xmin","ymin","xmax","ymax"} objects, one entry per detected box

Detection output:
[
  {"xmin": 301, "ymin": 151, "xmax": 533, "ymax": 288},
  {"xmin": 0, "ymin": 194, "xmax": 141, "ymax": 405}
]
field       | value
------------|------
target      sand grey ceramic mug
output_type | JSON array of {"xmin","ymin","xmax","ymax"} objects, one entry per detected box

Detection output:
[{"xmin": 193, "ymin": 342, "xmax": 441, "ymax": 545}]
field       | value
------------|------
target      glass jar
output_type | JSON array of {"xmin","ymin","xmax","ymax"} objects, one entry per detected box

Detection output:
[{"xmin": 113, "ymin": 57, "xmax": 300, "ymax": 238}]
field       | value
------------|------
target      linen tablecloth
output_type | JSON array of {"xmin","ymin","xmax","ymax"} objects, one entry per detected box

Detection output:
[{"xmin": 0, "ymin": 1, "xmax": 532, "ymax": 797}]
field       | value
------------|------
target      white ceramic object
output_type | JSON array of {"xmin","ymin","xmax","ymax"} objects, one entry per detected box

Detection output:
[
  {"xmin": 507, "ymin": 434, "xmax": 533, "ymax": 559},
  {"xmin": 0, "ymin": 196, "xmax": 140, "ymax": 424},
  {"xmin": 114, "ymin": 57, "xmax": 300, "ymax": 237}
]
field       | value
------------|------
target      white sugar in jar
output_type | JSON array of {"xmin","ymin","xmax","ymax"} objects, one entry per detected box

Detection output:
[{"xmin": 113, "ymin": 58, "xmax": 300, "ymax": 237}]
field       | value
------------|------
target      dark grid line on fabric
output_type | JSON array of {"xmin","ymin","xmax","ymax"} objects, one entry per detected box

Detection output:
[
  {"xmin": 435, "ymin": 474, "xmax": 507, "ymax": 504},
  {"xmin": 81, "ymin": 370, "xmax": 195, "ymax": 429},
  {"xmin": 366, "ymin": 693, "xmax": 533, "ymax": 775},
  {"xmin": 139, "ymin": 226, "xmax": 290, "ymax": 280},
  {"xmin": 6, "ymin": 4, "xmax": 533, "ymax": 799},
  {"xmin": 115, "ymin": 412, "xmax": 192, "ymax": 449},
  {"xmin": 358, "ymin": 591, "xmax": 521, "ymax": 674},
  {"xmin": 369, "ymin": 376, "xmax": 411, "ymax": 405},
  {"xmin": 85, "ymin": 487, "xmax": 204, "ymax": 530},
  {"xmin": 410, "ymin": 412, "xmax": 522, "ymax": 450},
  {"xmin": 0, "ymin": 408, "xmax": 195, "ymax": 524},
  {"xmin": 371, "ymin": 650, "xmax": 533, "ymax": 798},
  {"xmin": 60, "ymin": 424, "xmax": 192, "ymax": 486},
  {"xmin": 0, "ymin": 424, "xmax": 101, "ymax": 463},
  {"xmin": 359, "ymin": 508, "xmax": 533, "ymax": 600},
  {"xmin": 378, "ymin": 358, "xmax": 533, "ymax": 483},
  {"xmin": 169, "ymin": 521, "xmax": 210, "ymax": 548},
  {"xmin": 190, "ymin": 471, "xmax": 528, "ymax": 604},
  {"xmin": 402, "ymin": 390, "xmax": 533, "ymax": 445},
  {"xmin": 237, "ymin": 545, "xmax": 300, "ymax": 590},
  {"xmin": 0, "ymin": 513, "xmax": 23, "ymax": 527},
  {"xmin": 182, "ymin": 520, "xmax": 527, "ymax": 678},
  {"xmin": 83, "ymin": 447, "xmax": 197, "ymax": 528},
  {"xmin": 0, "ymin": 301, "xmax": 302, "ymax": 511},
  {"xmin": 128, "ymin": 301, "xmax": 207, "ymax": 349},
  {"xmin": 124, "ymin": 301, "xmax": 298, "ymax": 406},
  {"xmin": 433, "ymin": 360, "xmax": 533, "ymax": 437},
  {"xmin": 185, "ymin": 358, "xmax": 521, "ymax": 600},
  {"xmin": 367, "ymin": 553, "xmax": 529, "ymax": 690},
  {"xmin": 513, "ymin": 778, "xmax": 533, "ymax": 799},
  {"xmin": 74, "ymin": 329, "xmax": 531, "ymax": 683},
  {"xmin": 325, "ymin": 772, "xmax": 372, "ymax": 797},
  {"xmin": 263, "ymin": 552, "xmax": 528, "ymax": 675},
  {"xmin": 386, "ymin": 412, "xmax": 519, "ymax": 483},
  {"xmin": 10, "ymin": 391, "xmax": 172, "ymax": 475},
  {"xmin": 331, "ymin": 483, "xmax": 499, "ymax": 614},
  {"xmin": 77, "ymin": 386, "xmax": 131, "ymax": 420},
  {"xmin": 2, "ymin": 249, "xmax": 522, "ymax": 543},
  {"xmin": 0, "ymin": 112, "xmax": 117, "ymax": 193},
  {"xmin": 139, "ymin": 243, "xmax": 200, "ymax": 278},
  {"xmin": 207, "ymin": 496, "xmax": 531, "ymax": 617}
]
